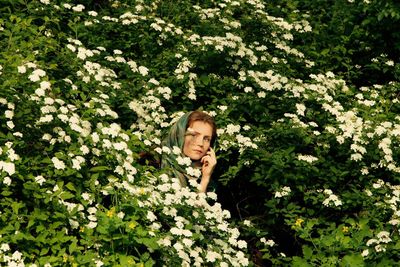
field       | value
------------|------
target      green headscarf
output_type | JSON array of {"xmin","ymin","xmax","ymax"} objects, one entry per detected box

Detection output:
[{"xmin": 161, "ymin": 111, "xmax": 193, "ymax": 187}]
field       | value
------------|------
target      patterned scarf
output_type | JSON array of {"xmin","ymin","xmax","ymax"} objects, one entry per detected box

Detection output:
[{"xmin": 161, "ymin": 111, "xmax": 193, "ymax": 187}]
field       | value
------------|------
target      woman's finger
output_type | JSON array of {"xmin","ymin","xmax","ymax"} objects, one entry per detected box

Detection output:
[
  {"xmin": 202, "ymin": 155, "xmax": 210, "ymax": 161},
  {"xmin": 201, "ymin": 155, "xmax": 210, "ymax": 163}
]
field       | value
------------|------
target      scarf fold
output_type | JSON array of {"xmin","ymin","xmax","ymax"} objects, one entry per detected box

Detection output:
[{"xmin": 161, "ymin": 111, "xmax": 193, "ymax": 187}]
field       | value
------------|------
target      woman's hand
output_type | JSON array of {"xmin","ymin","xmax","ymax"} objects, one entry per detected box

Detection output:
[{"xmin": 199, "ymin": 148, "xmax": 217, "ymax": 192}]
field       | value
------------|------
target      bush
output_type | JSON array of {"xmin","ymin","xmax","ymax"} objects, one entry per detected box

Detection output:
[{"xmin": 1, "ymin": 0, "xmax": 400, "ymax": 266}]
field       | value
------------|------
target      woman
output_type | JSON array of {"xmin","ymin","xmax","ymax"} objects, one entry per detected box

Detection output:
[{"xmin": 161, "ymin": 111, "xmax": 217, "ymax": 192}]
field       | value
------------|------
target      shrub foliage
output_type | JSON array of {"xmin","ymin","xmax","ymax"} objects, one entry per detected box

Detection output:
[{"xmin": 0, "ymin": 0, "xmax": 399, "ymax": 266}]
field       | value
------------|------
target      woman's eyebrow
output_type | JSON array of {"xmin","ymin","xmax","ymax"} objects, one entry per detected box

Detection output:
[
  {"xmin": 187, "ymin": 129, "xmax": 211, "ymax": 137},
  {"xmin": 186, "ymin": 128, "xmax": 197, "ymax": 134}
]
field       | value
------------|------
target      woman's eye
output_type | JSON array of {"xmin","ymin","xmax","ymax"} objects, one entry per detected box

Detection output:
[{"xmin": 204, "ymin": 137, "xmax": 211, "ymax": 143}]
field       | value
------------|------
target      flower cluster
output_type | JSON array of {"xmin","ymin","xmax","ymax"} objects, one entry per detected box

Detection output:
[
  {"xmin": 3, "ymin": 0, "xmax": 400, "ymax": 265},
  {"xmin": 297, "ymin": 154, "xmax": 318, "ymax": 163},
  {"xmin": 321, "ymin": 189, "xmax": 342, "ymax": 207},
  {"xmin": 134, "ymin": 173, "xmax": 250, "ymax": 266},
  {"xmin": 0, "ymin": 245, "xmax": 26, "ymax": 267},
  {"xmin": 365, "ymin": 231, "xmax": 392, "ymax": 255},
  {"xmin": 274, "ymin": 186, "xmax": 291, "ymax": 198}
]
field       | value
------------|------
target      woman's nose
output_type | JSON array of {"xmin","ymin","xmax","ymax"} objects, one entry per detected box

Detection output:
[{"xmin": 194, "ymin": 136, "xmax": 204, "ymax": 146}]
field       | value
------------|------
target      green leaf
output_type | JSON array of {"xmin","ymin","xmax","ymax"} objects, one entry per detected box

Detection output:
[
  {"xmin": 65, "ymin": 182, "xmax": 76, "ymax": 192},
  {"xmin": 291, "ymin": 256, "xmax": 313, "ymax": 267},
  {"xmin": 302, "ymin": 245, "xmax": 313, "ymax": 260},
  {"xmin": 141, "ymin": 238, "xmax": 159, "ymax": 250},
  {"xmin": 59, "ymin": 191, "xmax": 75, "ymax": 200},
  {"xmin": 11, "ymin": 202, "xmax": 24, "ymax": 215},
  {"xmin": 90, "ymin": 166, "xmax": 110, "ymax": 172},
  {"xmin": 340, "ymin": 254, "xmax": 364, "ymax": 267}
]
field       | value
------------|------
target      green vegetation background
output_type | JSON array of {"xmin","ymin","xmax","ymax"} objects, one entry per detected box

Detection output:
[{"xmin": 1, "ymin": 0, "xmax": 400, "ymax": 266}]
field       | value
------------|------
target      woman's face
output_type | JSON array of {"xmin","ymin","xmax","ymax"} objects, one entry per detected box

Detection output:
[{"xmin": 183, "ymin": 121, "xmax": 213, "ymax": 160}]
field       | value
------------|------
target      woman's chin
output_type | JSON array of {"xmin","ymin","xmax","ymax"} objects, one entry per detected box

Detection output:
[{"xmin": 188, "ymin": 153, "xmax": 203, "ymax": 161}]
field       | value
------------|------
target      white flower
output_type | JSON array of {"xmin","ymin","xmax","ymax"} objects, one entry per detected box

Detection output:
[
  {"xmin": 94, "ymin": 260, "xmax": 104, "ymax": 267},
  {"xmin": 177, "ymin": 156, "xmax": 192, "ymax": 166},
  {"xmin": 185, "ymin": 166, "xmax": 201, "ymax": 177},
  {"xmin": 243, "ymin": 125, "xmax": 251, "ymax": 131},
  {"xmin": 372, "ymin": 182, "xmax": 382, "ymax": 189},
  {"xmin": 0, "ymin": 161, "xmax": 15, "ymax": 175},
  {"xmin": 366, "ymin": 238, "xmax": 378, "ymax": 246},
  {"xmin": 91, "ymin": 132, "xmax": 100, "ymax": 143},
  {"xmin": 361, "ymin": 167, "xmax": 369, "ymax": 175},
  {"xmin": 182, "ymin": 238, "xmax": 193, "ymax": 247},
  {"xmin": 87, "ymin": 221, "xmax": 97, "ymax": 229},
  {"xmin": 257, "ymin": 91, "xmax": 266, "ymax": 98},
  {"xmin": 72, "ymin": 157, "xmax": 84, "ymax": 170},
  {"xmin": 3, "ymin": 176, "xmax": 11, "ymax": 186},
  {"xmin": 25, "ymin": 62, "xmax": 37, "ymax": 68},
  {"xmin": 375, "ymin": 244, "xmax": 386, "ymax": 252},
  {"xmin": 244, "ymin": 87, "xmax": 253, "ymax": 93},
  {"xmin": 188, "ymin": 93, "xmax": 196, "ymax": 100},
  {"xmin": 40, "ymin": 81, "xmax": 51, "ymax": 90},
  {"xmin": 80, "ymin": 145, "xmax": 90, "ymax": 155},
  {"xmin": 52, "ymin": 157, "xmax": 66, "ymax": 170},
  {"xmin": 173, "ymin": 242, "xmax": 184, "ymax": 251},
  {"xmin": 385, "ymin": 60, "xmax": 394, "ymax": 66},
  {"xmin": 72, "ymin": 4, "xmax": 85, "ymax": 12},
  {"xmin": 322, "ymin": 193, "xmax": 342, "ymax": 207},
  {"xmin": 207, "ymin": 191, "xmax": 218, "ymax": 200},
  {"xmin": 88, "ymin": 207, "xmax": 97, "ymax": 214},
  {"xmin": 17, "ymin": 65, "xmax": 27, "ymax": 73},
  {"xmin": 158, "ymin": 238, "xmax": 172, "ymax": 247},
  {"xmin": 162, "ymin": 146, "xmax": 171, "ymax": 154},
  {"xmin": 0, "ymin": 243, "xmax": 10, "ymax": 252},
  {"xmin": 265, "ymin": 239, "xmax": 275, "ymax": 247},
  {"xmin": 170, "ymin": 227, "xmax": 183, "ymax": 236},
  {"xmin": 172, "ymin": 146, "xmax": 181, "ymax": 155},
  {"xmin": 35, "ymin": 175, "xmax": 46, "ymax": 185},
  {"xmin": 6, "ymin": 121, "xmax": 15, "ymax": 129},
  {"xmin": 275, "ymin": 186, "xmax": 291, "ymax": 198},
  {"xmin": 113, "ymin": 141, "xmax": 127, "ymax": 151},
  {"xmin": 147, "ymin": 211, "xmax": 157, "ymax": 222},
  {"xmin": 361, "ymin": 249, "xmax": 369, "ymax": 257},
  {"xmin": 237, "ymin": 240, "xmax": 247, "ymax": 249},
  {"xmin": 12, "ymin": 250, "xmax": 23, "ymax": 260},
  {"xmin": 38, "ymin": 114, "xmax": 53, "ymax": 123},
  {"xmin": 35, "ymin": 88, "xmax": 45, "ymax": 96},
  {"xmin": 28, "ymin": 69, "xmax": 46, "ymax": 82},
  {"xmin": 351, "ymin": 153, "xmax": 363, "ymax": 161},
  {"xmin": 324, "ymin": 189, "xmax": 333, "ymax": 195},
  {"xmin": 296, "ymin": 103, "xmax": 306, "ymax": 116},
  {"xmin": 377, "ymin": 231, "xmax": 391, "ymax": 243},
  {"xmin": 218, "ymin": 105, "xmax": 228, "ymax": 112},
  {"xmin": 205, "ymin": 251, "xmax": 221, "ymax": 262},
  {"xmin": 138, "ymin": 66, "xmax": 149, "ymax": 76},
  {"xmin": 66, "ymin": 44, "xmax": 76, "ymax": 52},
  {"xmin": 298, "ymin": 154, "xmax": 318, "ymax": 163},
  {"xmin": 226, "ymin": 124, "xmax": 241, "ymax": 135}
]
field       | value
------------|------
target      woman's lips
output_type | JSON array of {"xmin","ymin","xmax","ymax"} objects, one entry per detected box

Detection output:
[{"xmin": 193, "ymin": 149, "xmax": 203, "ymax": 154}]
